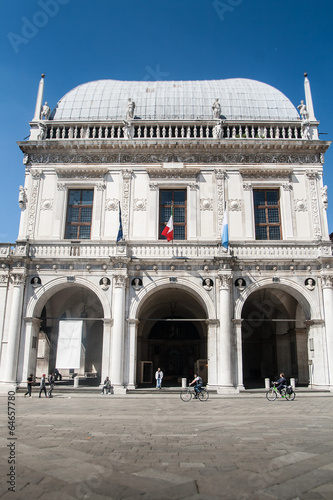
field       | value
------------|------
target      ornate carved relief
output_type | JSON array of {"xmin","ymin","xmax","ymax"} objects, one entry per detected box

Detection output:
[
  {"xmin": 218, "ymin": 274, "xmax": 232, "ymax": 290},
  {"xmin": 114, "ymin": 275, "xmax": 127, "ymax": 288},
  {"xmin": 306, "ymin": 171, "xmax": 321, "ymax": 239},
  {"xmin": 200, "ymin": 198, "xmax": 213, "ymax": 211},
  {"xmin": 133, "ymin": 199, "xmax": 147, "ymax": 211},
  {"xmin": 322, "ymin": 275, "xmax": 333, "ymax": 288},
  {"xmin": 282, "ymin": 182, "xmax": 292, "ymax": 191},
  {"xmin": 28, "ymin": 152, "xmax": 322, "ymax": 165},
  {"xmin": 294, "ymin": 199, "xmax": 308, "ymax": 212},
  {"xmin": 229, "ymin": 199, "xmax": 242, "ymax": 211},
  {"xmin": 27, "ymin": 172, "xmax": 42, "ymax": 237},
  {"xmin": 105, "ymin": 198, "xmax": 118, "ymax": 211},
  {"xmin": 122, "ymin": 169, "xmax": 132, "ymax": 239},
  {"xmin": 215, "ymin": 170, "xmax": 226, "ymax": 234},
  {"xmin": 242, "ymin": 183, "xmax": 252, "ymax": 191},
  {"xmin": 41, "ymin": 199, "xmax": 53, "ymax": 211}
]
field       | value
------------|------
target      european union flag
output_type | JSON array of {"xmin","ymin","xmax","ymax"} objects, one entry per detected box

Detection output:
[{"xmin": 116, "ymin": 202, "xmax": 123, "ymax": 242}]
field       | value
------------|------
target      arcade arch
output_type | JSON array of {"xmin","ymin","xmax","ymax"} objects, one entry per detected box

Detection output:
[
  {"xmin": 133, "ymin": 282, "xmax": 211, "ymax": 386},
  {"xmin": 237, "ymin": 283, "xmax": 312, "ymax": 388},
  {"xmin": 26, "ymin": 280, "xmax": 106, "ymax": 384}
]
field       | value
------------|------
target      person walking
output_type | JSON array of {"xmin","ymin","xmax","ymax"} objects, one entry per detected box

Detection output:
[
  {"xmin": 39, "ymin": 374, "xmax": 48, "ymax": 398},
  {"xmin": 48, "ymin": 373, "xmax": 55, "ymax": 398},
  {"xmin": 155, "ymin": 368, "xmax": 163, "ymax": 389},
  {"xmin": 24, "ymin": 373, "xmax": 34, "ymax": 398}
]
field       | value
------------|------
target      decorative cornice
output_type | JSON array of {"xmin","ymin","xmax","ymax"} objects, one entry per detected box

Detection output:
[
  {"xmin": 55, "ymin": 166, "xmax": 108, "ymax": 178},
  {"xmin": 146, "ymin": 165, "xmax": 200, "ymax": 178},
  {"xmin": 26, "ymin": 151, "xmax": 322, "ymax": 166},
  {"xmin": 240, "ymin": 167, "xmax": 293, "ymax": 178}
]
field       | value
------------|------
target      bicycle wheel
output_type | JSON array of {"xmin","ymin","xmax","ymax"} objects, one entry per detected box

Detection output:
[
  {"xmin": 285, "ymin": 390, "xmax": 296, "ymax": 401},
  {"xmin": 198, "ymin": 389, "xmax": 209, "ymax": 401},
  {"xmin": 180, "ymin": 390, "xmax": 192, "ymax": 402},
  {"xmin": 266, "ymin": 389, "xmax": 277, "ymax": 401}
]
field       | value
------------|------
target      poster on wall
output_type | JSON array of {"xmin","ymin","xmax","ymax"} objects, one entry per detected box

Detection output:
[{"xmin": 56, "ymin": 320, "xmax": 83, "ymax": 369}]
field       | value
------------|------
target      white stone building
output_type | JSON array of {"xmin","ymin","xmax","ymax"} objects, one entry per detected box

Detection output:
[{"xmin": 1, "ymin": 74, "xmax": 333, "ymax": 393}]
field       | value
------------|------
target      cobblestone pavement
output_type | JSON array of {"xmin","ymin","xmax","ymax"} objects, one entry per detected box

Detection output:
[{"xmin": 1, "ymin": 391, "xmax": 333, "ymax": 500}]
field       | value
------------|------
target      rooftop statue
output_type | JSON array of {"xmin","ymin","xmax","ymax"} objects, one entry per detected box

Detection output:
[
  {"xmin": 297, "ymin": 100, "xmax": 309, "ymax": 120},
  {"xmin": 212, "ymin": 98, "xmax": 221, "ymax": 119},
  {"xmin": 127, "ymin": 98, "xmax": 135, "ymax": 120},
  {"xmin": 18, "ymin": 185, "xmax": 27, "ymax": 209},
  {"xmin": 212, "ymin": 120, "xmax": 223, "ymax": 139},
  {"xmin": 122, "ymin": 121, "xmax": 133, "ymax": 140},
  {"xmin": 41, "ymin": 101, "xmax": 51, "ymax": 120}
]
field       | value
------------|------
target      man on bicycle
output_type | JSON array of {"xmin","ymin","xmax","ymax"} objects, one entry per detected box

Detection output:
[
  {"xmin": 275, "ymin": 372, "xmax": 287, "ymax": 396},
  {"xmin": 189, "ymin": 374, "xmax": 203, "ymax": 398}
]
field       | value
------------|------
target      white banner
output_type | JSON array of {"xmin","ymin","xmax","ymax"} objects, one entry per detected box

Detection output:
[{"xmin": 56, "ymin": 320, "xmax": 83, "ymax": 369}]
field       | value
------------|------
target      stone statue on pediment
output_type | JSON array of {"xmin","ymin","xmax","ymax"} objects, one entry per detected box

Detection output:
[
  {"xmin": 127, "ymin": 98, "xmax": 135, "ymax": 120},
  {"xmin": 212, "ymin": 99, "xmax": 221, "ymax": 119},
  {"xmin": 301, "ymin": 120, "xmax": 311, "ymax": 140},
  {"xmin": 41, "ymin": 101, "xmax": 51, "ymax": 120},
  {"xmin": 297, "ymin": 100, "xmax": 309, "ymax": 120},
  {"xmin": 212, "ymin": 120, "xmax": 223, "ymax": 139},
  {"xmin": 18, "ymin": 185, "xmax": 27, "ymax": 209},
  {"xmin": 321, "ymin": 185, "xmax": 328, "ymax": 209},
  {"xmin": 37, "ymin": 122, "xmax": 46, "ymax": 140},
  {"xmin": 122, "ymin": 121, "xmax": 133, "ymax": 140}
]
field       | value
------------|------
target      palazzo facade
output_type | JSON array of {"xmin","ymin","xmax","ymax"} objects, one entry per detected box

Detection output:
[{"xmin": 1, "ymin": 74, "xmax": 333, "ymax": 393}]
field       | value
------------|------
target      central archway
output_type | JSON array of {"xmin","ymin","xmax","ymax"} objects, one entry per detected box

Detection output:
[{"xmin": 136, "ymin": 285, "xmax": 209, "ymax": 386}]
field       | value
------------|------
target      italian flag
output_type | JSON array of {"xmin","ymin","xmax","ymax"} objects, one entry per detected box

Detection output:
[{"xmin": 161, "ymin": 207, "xmax": 174, "ymax": 241}]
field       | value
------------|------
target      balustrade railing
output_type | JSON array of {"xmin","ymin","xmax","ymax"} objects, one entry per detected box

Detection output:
[
  {"xmin": 42, "ymin": 121, "xmax": 303, "ymax": 142},
  {"xmin": 0, "ymin": 241, "xmax": 328, "ymax": 262}
]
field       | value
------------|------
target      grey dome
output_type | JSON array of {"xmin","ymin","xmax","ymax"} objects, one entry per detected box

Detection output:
[{"xmin": 51, "ymin": 78, "xmax": 300, "ymax": 122}]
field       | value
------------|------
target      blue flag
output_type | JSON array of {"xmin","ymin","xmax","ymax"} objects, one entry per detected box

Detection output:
[
  {"xmin": 116, "ymin": 202, "xmax": 123, "ymax": 242},
  {"xmin": 221, "ymin": 208, "xmax": 228, "ymax": 250}
]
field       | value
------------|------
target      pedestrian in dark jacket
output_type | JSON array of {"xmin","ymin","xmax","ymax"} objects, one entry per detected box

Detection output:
[{"xmin": 39, "ymin": 374, "xmax": 47, "ymax": 398}]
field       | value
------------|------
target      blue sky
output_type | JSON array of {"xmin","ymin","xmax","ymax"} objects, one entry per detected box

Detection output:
[{"xmin": 1, "ymin": 0, "xmax": 332, "ymax": 242}]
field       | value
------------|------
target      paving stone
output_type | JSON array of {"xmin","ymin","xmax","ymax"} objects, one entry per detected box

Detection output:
[{"xmin": 0, "ymin": 393, "xmax": 333, "ymax": 499}]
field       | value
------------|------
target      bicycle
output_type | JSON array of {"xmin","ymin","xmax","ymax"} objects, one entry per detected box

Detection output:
[
  {"xmin": 180, "ymin": 386, "xmax": 209, "ymax": 402},
  {"xmin": 266, "ymin": 382, "xmax": 295, "ymax": 401}
]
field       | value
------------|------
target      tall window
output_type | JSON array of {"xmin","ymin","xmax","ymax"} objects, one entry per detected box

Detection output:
[
  {"xmin": 65, "ymin": 189, "xmax": 94, "ymax": 239},
  {"xmin": 160, "ymin": 189, "xmax": 186, "ymax": 240},
  {"xmin": 253, "ymin": 189, "xmax": 281, "ymax": 240}
]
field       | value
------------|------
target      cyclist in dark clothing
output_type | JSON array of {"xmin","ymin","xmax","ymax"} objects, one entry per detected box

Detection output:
[
  {"xmin": 189, "ymin": 374, "xmax": 203, "ymax": 398},
  {"xmin": 275, "ymin": 372, "xmax": 287, "ymax": 395}
]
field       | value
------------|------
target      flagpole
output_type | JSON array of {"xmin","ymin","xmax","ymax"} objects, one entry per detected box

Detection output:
[{"xmin": 171, "ymin": 202, "xmax": 174, "ymax": 257}]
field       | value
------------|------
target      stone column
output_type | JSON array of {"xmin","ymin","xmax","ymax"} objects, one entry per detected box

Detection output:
[
  {"xmin": 127, "ymin": 319, "xmax": 139, "ymax": 390},
  {"xmin": 4, "ymin": 272, "xmax": 26, "ymax": 385},
  {"xmin": 101, "ymin": 318, "xmax": 112, "ymax": 384},
  {"xmin": 21, "ymin": 317, "xmax": 41, "ymax": 385},
  {"xmin": 305, "ymin": 319, "xmax": 327, "ymax": 388},
  {"xmin": 322, "ymin": 275, "xmax": 333, "ymax": 388},
  {"xmin": 111, "ymin": 274, "xmax": 127, "ymax": 393},
  {"xmin": 206, "ymin": 319, "xmax": 218, "ymax": 387},
  {"xmin": 233, "ymin": 319, "xmax": 245, "ymax": 391},
  {"xmin": 217, "ymin": 273, "xmax": 234, "ymax": 392},
  {"xmin": 294, "ymin": 328, "xmax": 308, "ymax": 385}
]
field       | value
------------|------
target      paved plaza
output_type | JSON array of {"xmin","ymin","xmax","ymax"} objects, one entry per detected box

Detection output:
[{"xmin": 1, "ymin": 390, "xmax": 333, "ymax": 500}]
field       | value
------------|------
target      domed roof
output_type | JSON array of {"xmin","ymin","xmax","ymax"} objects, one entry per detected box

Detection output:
[{"xmin": 51, "ymin": 78, "xmax": 300, "ymax": 122}]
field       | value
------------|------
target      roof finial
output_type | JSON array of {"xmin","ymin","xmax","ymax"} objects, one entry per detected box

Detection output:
[
  {"xmin": 32, "ymin": 74, "xmax": 45, "ymax": 121},
  {"xmin": 304, "ymin": 72, "xmax": 316, "ymax": 121}
]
